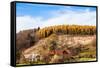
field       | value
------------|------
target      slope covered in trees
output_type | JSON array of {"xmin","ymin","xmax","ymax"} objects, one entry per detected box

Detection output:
[
  {"xmin": 16, "ymin": 25, "xmax": 96, "ymax": 65},
  {"xmin": 36, "ymin": 25, "xmax": 96, "ymax": 39}
]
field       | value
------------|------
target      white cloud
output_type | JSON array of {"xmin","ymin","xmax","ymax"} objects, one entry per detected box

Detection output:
[
  {"xmin": 41, "ymin": 10, "xmax": 96, "ymax": 27},
  {"xmin": 16, "ymin": 9, "xmax": 96, "ymax": 32},
  {"xmin": 16, "ymin": 16, "xmax": 43, "ymax": 32}
]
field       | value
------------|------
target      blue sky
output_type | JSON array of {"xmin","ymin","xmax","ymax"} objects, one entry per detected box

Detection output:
[{"xmin": 16, "ymin": 3, "xmax": 96, "ymax": 32}]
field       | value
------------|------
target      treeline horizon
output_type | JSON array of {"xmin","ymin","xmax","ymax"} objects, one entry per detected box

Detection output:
[{"xmin": 35, "ymin": 25, "xmax": 96, "ymax": 39}]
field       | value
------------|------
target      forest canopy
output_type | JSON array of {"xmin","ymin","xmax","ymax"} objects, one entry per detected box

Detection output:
[{"xmin": 36, "ymin": 25, "xmax": 96, "ymax": 39}]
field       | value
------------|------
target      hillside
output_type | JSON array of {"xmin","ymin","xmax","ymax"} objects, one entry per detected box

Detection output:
[
  {"xmin": 16, "ymin": 25, "xmax": 96, "ymax": 65},
  {"xmin": 22, "ymin": 34, "xmax": 96, "ymax": 64}
]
